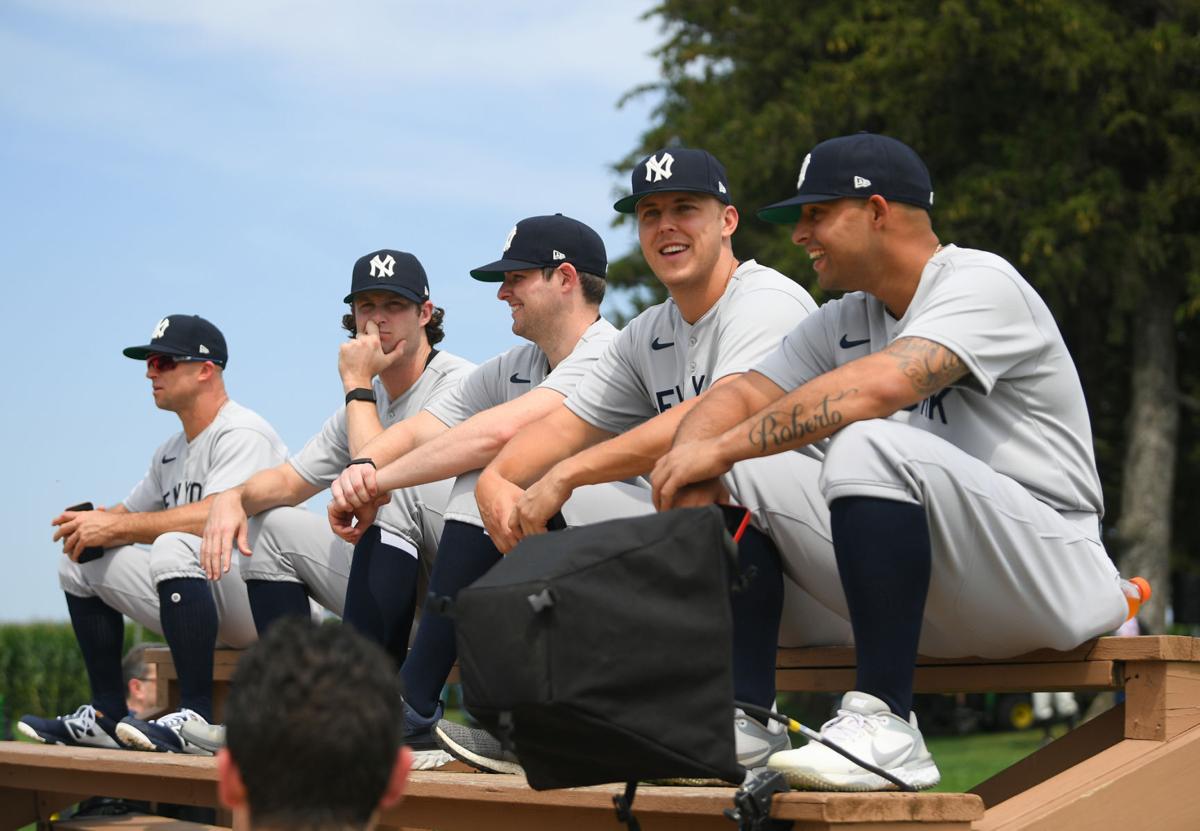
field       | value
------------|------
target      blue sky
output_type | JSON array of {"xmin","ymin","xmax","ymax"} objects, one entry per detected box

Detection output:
[{"xmin": 1, "ymin": 1, "xmax": 663, "ymax": 621}]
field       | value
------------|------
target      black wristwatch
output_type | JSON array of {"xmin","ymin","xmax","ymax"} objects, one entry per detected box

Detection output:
[
  {"xmin": 345, "ymin": 387, "xmax": 376, "ymax": 405},
  {"xmin": 347, "ymin": 458, "xmax": 376, "ymax": 469}
]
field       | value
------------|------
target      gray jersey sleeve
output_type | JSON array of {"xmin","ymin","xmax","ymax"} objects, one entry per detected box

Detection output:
[
  {"xmin": 204, "ymin": 428, "xmax": 290, "ymax": 494},
  {"xmin": 538, "ymin": 319, "xmax": 617, "ymax": 397},
  {"xmin": 900, "ymin": 264, "xmax": 1046, "ymax": 395},
  {"xmin": 564, "ymin": 324, "xmax": 657, "ymax": 434},
  {"xmin": 710, "ymin": 284, "xmax": 817, "ymax": 381},
  {"xmin": 123, "ymin": 447, "xmax": 168, "ymax": 513},
  {"xmin": 754, "ymin": 307, "xmax": 839, "ymax": 392},
  {"xmin": 424, "ymin": 355, "xmax": 507, "ymax": 428},
  {"xmin": 288, "ymin": 409, "xmax": 349, "ymax": 488}
]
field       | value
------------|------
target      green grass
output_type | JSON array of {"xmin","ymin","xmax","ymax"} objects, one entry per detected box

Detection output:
[{"xmin": 927, "ymin": 726, "xmax": 1064, "ymax": 792}]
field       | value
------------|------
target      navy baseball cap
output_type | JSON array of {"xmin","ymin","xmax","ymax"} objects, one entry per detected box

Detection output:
[
  {"xmin": 343, "ymin": 249, "xmax": 431, "ymax": 304},
  {"xmin": 613, "ymin": 147, "xmax": 732, "ymax": 214},
  {"xmin": 470, "ymin": 214, "xmax": 608, "ymax": 282},
  {"xmin": 123, "ymin": 314, "xmax": 229, "ymax": 368},
  {"xmin": 758, "ymin": 133, "xmax": 934, "ymax": 224}
]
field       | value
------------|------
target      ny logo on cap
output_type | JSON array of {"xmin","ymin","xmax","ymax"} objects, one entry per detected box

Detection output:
[
  {"xmin": 370, "ymin": 254, "xmax": 396, "ymax": 279},
  {"xmin": 645, "ymin": 152, "xmax": 675, "ymax": 183},
  {"xmin": 503, "ymin": 226, "xmax": 517, "ymax": 253},
  {"xmin": 796, "ymin": 154, "xmax": 812, "ymax": 190},
  {"xmin": 854, "ymin": 176, "xmax": 872, "ymax": 189},
  {"xmin": 152, "ymin": 318, "xmax": 170, "ymax": 340}
]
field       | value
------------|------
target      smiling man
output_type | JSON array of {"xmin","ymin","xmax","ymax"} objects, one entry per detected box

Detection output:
[
  {"xmin": 470, "ymin": 148, "xmax": 826, "ymax": 775},
  {"xmin": 19, "ymin": 315, "xmax": 286, "ymax": 754},
  {"xmin": 651, "ymin": 133, "xmax": 1130, "ymax": 791}
]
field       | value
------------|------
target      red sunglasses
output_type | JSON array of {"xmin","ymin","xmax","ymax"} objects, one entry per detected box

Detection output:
[{"xmin": 146, "ymin": 354, "xmax": 207, "ymax": 372}]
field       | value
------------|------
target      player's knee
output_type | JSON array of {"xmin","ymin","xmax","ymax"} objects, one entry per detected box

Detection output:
[
  {"xmin": 58, "ymin": 556, "xmax": 90, "ymax": 595},
  {"xmin": 820, "ymin": 419, "xmax": 912, "ymax": 496},
  {"xmin": 149, "ymin": 531, "xmax": 203, "ymax": 583}
]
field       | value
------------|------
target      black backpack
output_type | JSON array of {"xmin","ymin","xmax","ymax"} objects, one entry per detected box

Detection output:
[{"xmin": 452, "ymin": 505, "xmax": 747, "ymax": 793}]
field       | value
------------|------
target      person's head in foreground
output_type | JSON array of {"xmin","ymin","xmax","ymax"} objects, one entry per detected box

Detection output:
[{"xmin": 218, "ymin": 618, "xmax": 412, "ymax": 830}]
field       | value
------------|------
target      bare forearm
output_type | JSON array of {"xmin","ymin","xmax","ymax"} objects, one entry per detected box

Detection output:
[
  {"xmin": 345, "ymin": 401, "xmax": 385, "ymax": 458},
  {"xmin": 554, "ymin": 400, "xmax": 699, "ymax": 489},
  {"xmin": 239, "ymin": 465, "xmax": 321, "ymax": 516},
  {"xmin": 713, "ymin": 341, "xmax": 967, "ymax": 464},
  {"xmin": 112, "ymin": 498, "xmax": 213, "ymax": 542},
  {"xmin": 489, "ymin": 410, "xmax": 610, "ymax": 489}
]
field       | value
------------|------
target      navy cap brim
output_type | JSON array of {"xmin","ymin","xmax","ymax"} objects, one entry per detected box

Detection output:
[
  {"xmin": 342, "ymin": 285, "xmax": 425, "ymax": 304},
  {"xmin": 756, "ymin": 193, "xmax": 846, "ymax": 224},
  {"xmin": 613, "ymin": 186, "xmax": 732, "ymax": 215},
  {"xmin": 469, "ymin": 257, "xmax": 547, "ymax": 283},
  {"xmin": 122, "ymin": 344, "xmax": 195, "ymax": 361}
]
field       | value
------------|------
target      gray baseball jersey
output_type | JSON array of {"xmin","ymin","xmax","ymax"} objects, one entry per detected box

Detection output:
[
  {"xmin": 426, "ymin": 318, "xmax": 617, "ymax": 427},
  {"xmin": 566, "ymin": 260, "xmax": 818, "ymax": 433},
  {"xmin": 65, "ymin": 400, "xmax": 288, "ymax": 649},
  {"xmin": 729, "ymin": 244, "xmax": 1125, "ymax": 657},
  {"xmin": 124, "ymin": 400, "xmax": 288, "ymax": 512},
  {"xmin": 422, "ymin": 318, "xmax": 649, "ymax": 527},
  {"xmin": 289, "ymin": 350, "xmax": 475, "ymax": 543},
  {"xmin": 753, "ymin": 244, "xmax": 1103, "ymax": 515}
]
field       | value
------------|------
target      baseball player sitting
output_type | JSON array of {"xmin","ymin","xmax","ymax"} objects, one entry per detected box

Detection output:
[
  {"xmin": 20, "ymin": 315, "xmax": 287, "ymax": 754},
  {"xmin": 325, "ymin": 214, "xmax": 653, "ymax": 770},
  {"xmin": 651, "ymin": 133, "xmax": 1129, "ymax": 791},
  {"xmin": 198, "ymin": 250, "xmax": 473, "ymax": 668},
  {"xmin": 471, "ymin": 149, "xmax": 825, "ymax": 774}
]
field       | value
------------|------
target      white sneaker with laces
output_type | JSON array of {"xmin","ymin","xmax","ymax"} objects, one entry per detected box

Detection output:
[
  {"xmin": 735, "ymin": 706, "xmax": 791, "ymax": 769},
  {"xmin": 767, "ymin": 691, "xmax": 940, "ymax": 791}
]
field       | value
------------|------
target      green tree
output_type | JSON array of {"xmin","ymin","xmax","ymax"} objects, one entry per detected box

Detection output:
[{"xmin": 617, "ymin": 0, "xmax": 1200, "ymax": 631}]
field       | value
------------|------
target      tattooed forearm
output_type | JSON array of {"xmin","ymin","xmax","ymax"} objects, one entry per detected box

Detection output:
[
  {"xmin": 884, "ymin": 338, "xmax": 967, "ymax": 397},
  {"xmin": 748, "ymin": 390, "xmax": 857, "ymax": 451}
]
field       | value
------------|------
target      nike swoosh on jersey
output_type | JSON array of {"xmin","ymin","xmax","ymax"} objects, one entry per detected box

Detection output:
[
  {"xmin": 509, "ymin": 373, "xmax": 532, "ymax": 384},
  {"xmin": 839, "ymin": 334, "xmax": 870, "ymax": 349},
  {"xmin": 161, "ymin": 456, "xmax": 177, "ymax": 464},
  {"xmin": 651, "ymin": 337, "xmax": 674, "ymax": 351}
]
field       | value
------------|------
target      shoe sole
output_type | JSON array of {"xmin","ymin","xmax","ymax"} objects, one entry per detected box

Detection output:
[
  {"xmin": 433, "ymin": 724, "xmax": 523, "ymax": 776},
  {"xmin": 116, "ymin": 722, "xmax": 171, "ymax": 752},
  {"xmin": 775, "ymin": 761, "xmax": 941, "ymax": 792},
  {"xmin": 411, "ymin": 748, "xmax": 455, "ymax": 771},
  {"xmin": 17, "ymin": 720, "xmax": 121, "ymax": 750}
]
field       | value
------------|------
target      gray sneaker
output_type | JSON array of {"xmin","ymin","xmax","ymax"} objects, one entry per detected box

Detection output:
[
  {"xmin": 735, "ymin": 706, "xmax": 791, "ymax": 769},
  {"xmin": 433, "ymin": 719, "xmax": 523, "ymax": 775},
  {"xmin": 179, "ymin": 720, "xmax": 226, "ymax": 754}
]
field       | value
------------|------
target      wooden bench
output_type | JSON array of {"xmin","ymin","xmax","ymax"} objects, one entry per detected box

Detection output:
[
  {"xmin": 57, "ymin": 636, "xmax": 1200, "ymax": 829},
  {"xmin": 0, "ymin": 744, "xmax": 982, "ymax": 831},
  {"xmin": 54, "ymin": 815, "xmax": 222, "ymax": 830}
]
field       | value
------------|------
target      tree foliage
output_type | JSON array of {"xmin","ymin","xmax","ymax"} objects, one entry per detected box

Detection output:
[{"xmin": 616, "ymin": 0, "xmax": 1200, "ymax": 614}]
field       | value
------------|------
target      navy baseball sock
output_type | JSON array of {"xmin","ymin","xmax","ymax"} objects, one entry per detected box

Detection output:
[
  {"xmin": 65, "ymin": 593, "xmax": 129, "ymax": 720},
  {"xmin": 245, "ymin": 579, "xmax": 310, "ymax": 635},
  {"xmin": 157, "ymin": 578, "xmax": 218, "ymax": 722},
  {"xmin": 831, "ymin": 496, "xmax": 931, "ymax": 719},
  {"xmin": 401, "ymin": 520, "xmax": 501, "ymax": 718},
  {"xmin": 343, "ymin": 525, "xmax": 421, "ymax": 668},
  {"xmin": 731, "ymin": 526, "xmax": 784, "ymax": 716}
]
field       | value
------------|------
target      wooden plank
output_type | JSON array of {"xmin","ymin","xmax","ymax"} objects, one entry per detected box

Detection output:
[
  {"xmin": 779, "ymin": 661, "xmax": 1118, "ymax": 695},
  {"xmin": 1123, "ymin": 660, "xmax": 1200, "ymax": 741},
  {"xmin": 54, "ymin": 815, "xmax": 223, "ymax": 830},
  {"xmin": 1086, "ymin": 634, "xmax": 1200, "ymax": 662},
  {"xmin": 0, "ymin": 744, "xmax": 219, "ymax": 811},
  {"xmin": 383, "ymin": 772, "xmax": 981, "ymax": 830},
  {"xmin": 976, "ymin": 725, "xmax": 1200, "ymax": 830},
  {"xmin": 969, "ymin": 703, "xmax": 1124, "ymax": 808}
]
